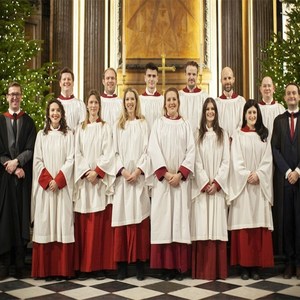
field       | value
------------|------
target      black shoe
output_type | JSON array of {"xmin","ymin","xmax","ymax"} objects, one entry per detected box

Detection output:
[
  {"xmin": 0, "ymin": 265, "xmax": 9, "ymax": 281},
  {"xmin": 240, "ymin": 268, "xmax": 249, "ymax": 280},
  {"xmin": 163, "ymin": 270, "xmax": 176, "ymax": 281},
  {"xmin": 55, "ymin": 276, "xmax": 63, "ymax": 281},
  {"xmin": 251, "ymin": 268, "xmax": 260, "ymax": 280},
  {"xmin": 93, "ymin": 270, "xmax": 105, "ymax": 280},
  {"xmin": 77, "ymin": 272, "xmax": 89, "ymax": 281},
  {"xmin": 136, "ymin": 261, "xmax": 145, "ymax": 281},
  {"xmin": 175, "ymin": 271, "xmax": 184, "ymax": 281},
  {"xmin": 117, "ymin": 262, "xmax": 127, "ymax": 280},
  {"xmin": 283, "ymin": 264, "xmax": 294, "ymax": 279},
  {"xmin": 45, "ymin": 276, "xmax": 54, "ymax": 282},
  {"xmin": 15, "ymin": 267, "xmax": 26, "ymax": 279}
]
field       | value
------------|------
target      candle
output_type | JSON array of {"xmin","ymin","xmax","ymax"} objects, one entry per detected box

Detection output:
[{"xmin": 122, "ymin": 44, "xmax": 126, "ymax": 76}]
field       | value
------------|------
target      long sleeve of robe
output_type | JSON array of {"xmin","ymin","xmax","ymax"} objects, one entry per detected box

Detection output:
[
  {"xmin": 31, "ymin": 129, "xmax": 74, "ymax": 243},
  {"xmin": 227, "ymin": 130, "xmax": 273, "ymax": 231},
  {"xmin": 148, "ymin": 116, "xmax": 195, "ymax": 244},
  {"xmin": 74, "ymin": 122, "xmax": 115, "ymax": 213}
]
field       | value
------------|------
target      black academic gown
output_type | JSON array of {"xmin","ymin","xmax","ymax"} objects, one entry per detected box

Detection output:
[
  {"xmin": 0, "ymin": 113, "xmax": 36, "ymax": 255},
  {"xmin": 271, "ymin": 111, "xmax": 300, "ymax": 256}
]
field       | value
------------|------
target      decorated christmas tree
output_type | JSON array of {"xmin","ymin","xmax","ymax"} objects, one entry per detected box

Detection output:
[
  {"xmin": 0, "ymin": 0, "xmax": 56, "ymax": 129},
  {"xmin": 261, "ymin": 0, "xmax": 300, "ymax": 105}
]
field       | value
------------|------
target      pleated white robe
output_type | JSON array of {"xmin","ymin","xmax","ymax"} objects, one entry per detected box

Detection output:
[
  {"xmin": 191, "ymin": 129, "xmax": 230, "ymax": 241},
  {"xmin": 228, "ymin": 130, "xmax": 273, "ymax": 231},
  {"xmin": 74, "ymin": 122, "xmax": 115, "ymax": 213},
  {"xmin": 112, "ymin": 119, "xmax": 150, "ymax": 226},
  {"xmin": 215, "ymin": 96, "xmax": 246, "ymax": 138},
  {"xmin": 31, "ymin": 129, "xmax": 74, "ymax": 244},
  {"xmin": 179, "ymin": 90, "xmax": 209, "ymax": 136},
  {"xmin": 139, "ymin": 94, "xmax": 164, "ymax": 130},
  {"xmin": 148, "ymin": 116, "xmax": 195, "ymax": 244},
  {"xmin": 101, "ymin": 97, "xmax": 123, "ymax": 127}
]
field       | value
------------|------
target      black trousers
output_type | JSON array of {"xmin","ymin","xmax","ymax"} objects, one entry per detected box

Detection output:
[{"xmin": 283, "ymin": 185, "xmax": 300, "ymax": 266}]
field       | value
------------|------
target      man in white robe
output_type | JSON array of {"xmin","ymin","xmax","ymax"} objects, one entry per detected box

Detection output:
[
  {"xmin": 57, "ymin": 67, "xmax": 86, "ymax": 131},
  {"xmin": 215, "ymin": 67, "xmax": 246, "ymax": 138},
  {"xmin": 179, "ymin": 61, "xmax": 209, "ymax": 136},
  {"xmin": 139, "ymin": 62, "xmax": 164, "ymax": 130},
  {"xmin": 258, "ymin": 76, "xmax": 285, "ymax": 136},
  {"xmin": 100, "ymin": 68, "xmax": 122, "ymax": 127}
]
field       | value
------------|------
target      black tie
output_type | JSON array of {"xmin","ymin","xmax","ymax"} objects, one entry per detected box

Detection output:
[{"xmin": 13, "ymin": 113, "xmax": 17, "ymax": 139}]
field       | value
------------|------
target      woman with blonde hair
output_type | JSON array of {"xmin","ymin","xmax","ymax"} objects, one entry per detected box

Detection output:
[{"xmin": 112, "ymin": 87, "xmax": 150, "ymax": 280}]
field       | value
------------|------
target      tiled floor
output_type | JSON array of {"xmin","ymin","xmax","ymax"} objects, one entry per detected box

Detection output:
[{"xmin": 1, "ymin": 267, "xmax": 300, "ymax": 300}]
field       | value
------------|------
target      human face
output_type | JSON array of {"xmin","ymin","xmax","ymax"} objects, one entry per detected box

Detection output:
[
  {"xmin": 185, "ymin": 65, "xmax": 198, "ymax": 90},
  {"xmin": 49, "ymin": 102, "xmax": 62, "ymax": 128},
  {"xmin": 102, "ymin": 69, "xmax": 117, "ymax": 95},
  {"xmin": 221, "ymin": 69, "xmax": 235, "ymax": 92},
  {"xmin": 144, "ymin": 69, "xmax": 158, "ymax": 92},
  {"xmin": 87, "ymin": 95, "xmax": 100, "ymax": 118},
  {"xmin": 7, "ymin": 86, "xmax": 22, "ymax": 112},
  {"xmin": 206, "ymin": 102, "xmax": 215, "ymax": 126},
  {"xmin": 59, "ymin": 72, "xmax": 74, "ymax": 95},
  {"xmin": 260, "ymin": 77, "xmax": 275, "ymax": 102},
  {"xmin": 165, "ymin": 91, "xmax": 179, "ymax": 117},
  {"xmin": 245, "ymin": 106, "xmax": 257, "ymax": 129},
  {"xmin": 284, "ymin": 84, "xmax": 300, "ymax": 110},
  {"xmin": 125, "ymin": 91, "xmax": 137, "ymax": 116}
]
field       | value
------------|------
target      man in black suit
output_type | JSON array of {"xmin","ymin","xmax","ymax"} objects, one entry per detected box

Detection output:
[{"xmin": 272, "ymin": 83, "xmax": 300, "ymax": 279}]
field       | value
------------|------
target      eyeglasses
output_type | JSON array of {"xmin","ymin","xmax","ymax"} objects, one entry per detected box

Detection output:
[{"xmin": 7, "ymin": 93, "xmax": 22, "ymax": 98}]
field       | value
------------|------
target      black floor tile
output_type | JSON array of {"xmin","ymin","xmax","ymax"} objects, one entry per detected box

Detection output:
[
  {"xmin": 143, "ymin": 281, "xmax": 187, "ymax": 293},
  {"xmin": 0, "ymin": 279, "xmax": 32, "ymax": 292},
  {"xmin": 248, "ymin": 280, "xmax": 294, "ymax": 292},
  {"xmin": 196, "ymin": 280, "xmax": 240, "ymax": 292},
  {"xmin": 42, "ymin": 281, "xmax": 84, "ymax": 292},
  {"xmin": 90, "ymin": 281, "xmax": 136, "ymax": 293}
]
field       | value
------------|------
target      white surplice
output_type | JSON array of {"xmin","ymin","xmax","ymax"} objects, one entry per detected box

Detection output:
[
  {"xmin": 215, "ymin": 96, "xmax": 246, "ymax": 138},
  {"xmin": 191, "ymin": 129, "xmax": 230, "ymax": 241},
  {"xmin": 259, "ymin": 102, "xmax": 285, "ymax": 136},
  {"xmin": 58, "ymin": 97, "xmax": 86, "ymax": 131},
  {"xmin": 179, "ymin": 90, "xmax": 209, "ymax": 136},
  {"xmin": 112, "ymin": 119, "xmax": 150, "ymax": 226},
  {"xmin": 139, "ymin": 94, "xmax": 164, "ymax": 131},
  {"xmin": 227, "ymin": 130, "xmax": 273, "ymax": 231},
  {"xmin": 148, "ymin": 116, "xmax": 195, "ymax": 244},
  {"xmin": 74, "ymin": 122, "xmax": 115, "ymax": 213},
  {"xmin": 101, "ymin": 97, "xmax": 123, "ymax": 128},
  {"xmin": 31, "ymin": 129, "xmax": 74, "ymax": 243}
]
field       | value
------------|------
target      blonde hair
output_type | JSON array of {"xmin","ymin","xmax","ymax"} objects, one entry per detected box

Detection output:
[
  {"xmin": 82, "ymin": 89, "xmax": 104, "ymax": 129},
  {"xmin": 118, "ymin": 87, "xmax": 144, "ymax": 129}
]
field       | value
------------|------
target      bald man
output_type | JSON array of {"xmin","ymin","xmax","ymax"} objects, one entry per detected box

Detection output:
[
  {"xmin": 259, "ymin": 76, "xmax": 285, "ymax": 136},
  {"xmin": 215, "ymin": 67, "xmax": 246, "ymax": 138}
]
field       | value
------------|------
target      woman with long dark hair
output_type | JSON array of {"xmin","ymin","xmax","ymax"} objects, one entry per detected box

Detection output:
[
  {"xmin": 191, "ymin": 97, "xmax": 230, "ymax": 280},
  {"xmin": 228, "ymin": 99, "xmax": 274, "ymax": 280},
  {"xmin": 31, "ymin": 99, "xmax": 75, "ymax": 280}
]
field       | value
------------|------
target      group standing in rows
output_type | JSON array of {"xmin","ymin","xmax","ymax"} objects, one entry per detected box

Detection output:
[{"xmin": 0, "ymin": 61, "xmax": 299, "ymax": 284}]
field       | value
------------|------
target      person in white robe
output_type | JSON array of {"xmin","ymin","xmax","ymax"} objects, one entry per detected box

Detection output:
[
  {"xmin": 112, "ymin": 87, "xmax": 150, "ymax": 281},
  {"xmin": 57, "ymin": 67, "xmax": 86, "ymax": 131},
  {"xmin": 215, "ymin": 67, "xmax": 246, "ymax": 138},
  {"xmin": 73, "ymin": 89, "xmax": 116, "ymax": 280},
  {"xmin": 179, "ymin": 61, "xmax": 209, "ymax": 136},
  {"xmin": 31, "ymin": 99, "xmax": 74, "ymax": 280},
  {"xmin": 139, "ymin": 62, "xmax": 164, "ymax": 130},
  {"xmin": 148, "ymin": 87, "xmax": 195, "ymax": 281},
  {"xmin": 100, "ymin": 68, "xmax": 122, "ymax": 127},
  {"xmin": 228, "ymin": 100, "xmax": 274, "ymax": 281},
  {"xmin": 191, "ymin": 97, "xmax": 230, "ymax": 280},
  {"xmin": 258, "ymin": 76, "xmax": 285, "ymax": 136}
]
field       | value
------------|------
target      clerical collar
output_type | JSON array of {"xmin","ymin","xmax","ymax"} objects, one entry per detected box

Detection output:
[
  {"xmin": 219, "ymin": 92, "xmax": 239, "ymax": 99},
  {"xmin": 8, "ymin": 108, "xmax": 21, "ymax": 115},
  {"xmin": 259, "ymin": 99, "xmax": 275, "ymax": 105},
  {"xmin": 183, "ymin": 86, "xmax": 201, "ymax": 93},
  {"xmin": 241, "ymin": 125, "xmax": 256, "ymax": 132},
  {"xmin": 58, "ymin": 94, "xmax": 75, "ymax": 100},
  {"xmin": 101, "ymin": 92, "xmax": 117, "ymax": 98},
  {"xmin": 142, "ymin": 88, "xmax": 161, "ymax": 96}
]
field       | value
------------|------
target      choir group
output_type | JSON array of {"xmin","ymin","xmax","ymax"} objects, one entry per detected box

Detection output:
[{"xmin": 1, "ymin": 61, "xmax": 300, "ymax": 284}]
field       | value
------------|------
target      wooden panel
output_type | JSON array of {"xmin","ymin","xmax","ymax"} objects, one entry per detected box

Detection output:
[
  {"xmin": 51, "ymin": 0, "xmax": 73, "ymax": 96},
  {"xmin": 253, "ymin": 0, "xmax": 273, "ymax": 100},
  {"xmin": 84, "ymin": 0, "xmax": 105, "ymax": 99},
  {"xmin": 221, "ymin": 0, "xmax": 243, "ymax": 97}
]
